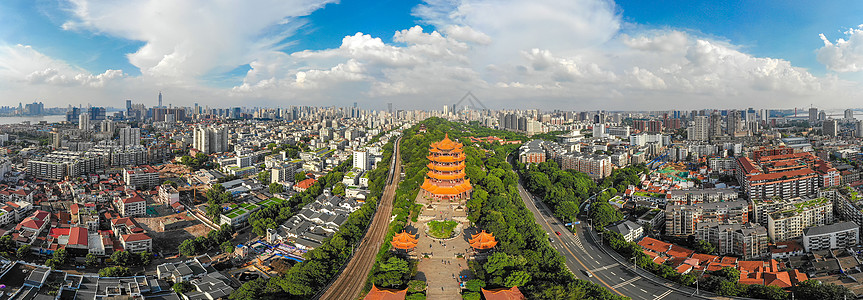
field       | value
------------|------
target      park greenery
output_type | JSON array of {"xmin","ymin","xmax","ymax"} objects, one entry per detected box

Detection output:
[
  {"xmin": 360, "ymin": 118, "xmax": 626, "ymax": 300},
  {"xmin": 427, "ymin": 220, "xmax": 457, "ymax": 239},
  {"xmin": 230, "ymin": 141, "xmax": 394, "ymax": 299},
  {"xmin": 179, "ymin": 153, "xmax": 215, "ymax": 170}
]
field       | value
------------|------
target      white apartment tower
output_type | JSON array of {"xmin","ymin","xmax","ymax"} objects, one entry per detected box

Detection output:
[
  {"xmin": 194, "ymin": 126, "xmax": 229, "ymax": 154},
  {"xmin": 119, "ymin": 127, "xmax": 141, "ymax": 147}
]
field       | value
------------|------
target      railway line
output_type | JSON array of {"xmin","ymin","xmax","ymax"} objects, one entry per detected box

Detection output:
[{"xmin": 319, "ymin": 135, "xmax": 402, "ymax": 300}]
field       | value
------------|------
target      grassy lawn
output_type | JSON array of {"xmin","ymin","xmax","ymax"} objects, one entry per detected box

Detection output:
[{"xmin": 427, "ymin": 220, "xmax": 458, "ymax": 238}]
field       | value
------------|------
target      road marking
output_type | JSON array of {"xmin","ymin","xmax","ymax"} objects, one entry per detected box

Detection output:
[
  {"xmin": 654, "ymin": 290, "xmax": 672, "ymax": 300},
  {"xmin": 609, "ymin": 271, "xmax": 616, "ymax": 275},
  {"xmin": 640, "ymin": 289, "xmax": 648, "ymax": 293},
  {"xmin": 589, "ymin": 263, "xmax": 620, "ymax": 272},
  {"xmin": 611, "ymin": 277, "xmax": 640, "ymax": 289}
]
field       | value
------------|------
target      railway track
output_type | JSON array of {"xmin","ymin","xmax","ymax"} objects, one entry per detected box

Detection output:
[{"xmin": 319, "ymin": 136, "xmax": 402, "ymax": 300}]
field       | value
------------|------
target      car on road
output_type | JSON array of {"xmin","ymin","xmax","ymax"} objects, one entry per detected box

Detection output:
[
  {"xmin": 582, "ymin": 270, "xmax": 593, "ymax": 277},
  {"xmin": 548, "ymin": 237, "xmax": 554, "ymax": 243},
  {"xmin": 555, "ymin": 231, "xmax": 561, "ymax": 236}
]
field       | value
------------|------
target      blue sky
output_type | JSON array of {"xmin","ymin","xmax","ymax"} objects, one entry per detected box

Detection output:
[{"xmin": 1, "ymin": 0, "xmax": 862, "ymax": 110}]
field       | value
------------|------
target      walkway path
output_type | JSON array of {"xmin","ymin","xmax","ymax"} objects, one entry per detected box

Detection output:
[{"xmin": 413, "ymin": 195, "xmax": 472, "ymax": 299}]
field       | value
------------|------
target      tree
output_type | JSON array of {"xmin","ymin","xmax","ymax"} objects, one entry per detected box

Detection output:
[
  {"xmin": 588, "ymin": 202, "xmax": 623, "ymax": 228},
  {"xmin": 45, "ymin": 258, "xmax": 60, "ymax": 269},
  {"xmin": 462, "ymin": 291, "xmax": 481, "ymax": 300},
  {"xmin": 111, "ymin": 250, "xmax": 132, "ymax": 266},
  {"xmin": 179, "ymin": 239, "xmax": 199, "ymax": 256},
  {"xmin": 172, "ymin": 281, "xmax": 195, "ymax": 294},
  {"xmin": 693, "ymin": 240, "xmax": 716, "ymax": 255},
  {"xmin": 0, "ymin": 235, "xmax": 15, "ymax": 254},
  {"xmin": 139, "ymin": 252, "xmax": 152, "ymax": 266},
  {"xmin": 294, "ymin": 173, "xmax": 307, "ymax": 182},
  {"xmin": 794, "ymin": 279, "xmax": 855, "ymax": 300},
  {"xmin": 464, "ymin": 279, "xmax": 486, "ymax": 292},
  {"xmin": 268, "ymin": 183, "xmax": 284, "ymax": 194},
  {"xmin": 504, "ymin": 271, "xmax": 531, "ymax": 287},
  {"xmin": 99, "ymin": 266, "xmax": 130, "ymax": 277},
  {"xmin": 407, "ymin": 280, "xmax": 426, "ymax": 293},
  {"xmin": 52, "ymin": 248, "xmax": 68, "ymax": 265},
  {"xmin": 85, "ymin": 253, "xmax": 99, "ymax": 267},
  {"xmin": 258, "ymin": 171, "xmax": 271, "ymax": 183},
  {"xmin": 16, "ymin": 245, "xmax": 29, "ymax": 259},
  {"xmin": 221, "ymin": 241, "xmax": 235, "ymax": 253},
  {"xmin": 556, "ymin": 200, "xmax": 579, "ymax": 222},
  {"xmin": 332, "ymin": 183, "xmax": 346, "ymax": 196},
  {"xmin": 372, "ymin": 257, "xmax": 411, "ymax": 288},
  {"xmin": 405, "ymin": 293, "xmax": 426, "ymax": 300}
]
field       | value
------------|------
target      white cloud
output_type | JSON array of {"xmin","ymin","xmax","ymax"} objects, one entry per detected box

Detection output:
[
  {"xmin": 817, "ymin": 25, "xmax": 863, "ymax": 72},
  {"xmin": 61, "ymin": 0, "xmax": 336, "ymax": 82},
  {"xmin": 0, "ymin": 44, "xmax": 125, "ymax": 87}
]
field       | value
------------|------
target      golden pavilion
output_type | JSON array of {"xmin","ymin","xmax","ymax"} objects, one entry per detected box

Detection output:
[{"xmin": 420, "ymin": 134, "xmax": 473, "ymax": 201}]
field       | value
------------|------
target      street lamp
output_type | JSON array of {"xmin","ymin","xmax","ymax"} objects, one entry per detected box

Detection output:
[{"xmin": 631, "ymin": 256, "xmax": 636, "ymax": 271}]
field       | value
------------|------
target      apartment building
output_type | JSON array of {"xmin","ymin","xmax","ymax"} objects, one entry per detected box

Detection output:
[
  {"xmin": 696, "ymin": 222, "xmax": 769, "ymax": 259},
  {"xmin": 116, "ymin": 195, "xmax": 147, "ymax": 217},
  {"xmin": 27, "ymin": 151, "xmax": 103, "ymax": 181},
  {"xmin": 518, "ymin": 140, "xmax": 546, "ymax": 164},
  {"xmin": 767, "ymin": 197, "xmax": 833, "ymax": 242},
  {"xmin": 667, "ymin": 188, "xmax": 738, "ymax": 205},
  {"xmin": 665, "ymin": 199, "xmax": 749, "ymax": 237},
  {"xmin": 122, "ymin": 166, "xmax": 159, "ymax": 190},
  {"xmin": 802, "ymin": 221, "xmax": 859, "ymax": 252},
  {"xmin": 736, "ymin": 152, "xmax": 838, "ymax": 200},
  {"xmin": 157, "ymin": 185, "xmax": 179, "ymax": 206}
]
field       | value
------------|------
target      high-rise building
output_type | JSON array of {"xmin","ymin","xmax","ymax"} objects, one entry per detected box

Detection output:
[
  {"xmin": 100, "ymin": 120, "xmax": 115, "ymax": 134},
  {"xmin": 158, "ymin": 91, "xmax": 162, "ymax": 108},
  {"xmin": 194, "ymin": 126, "xmax": 229, "ymax": 154},
  {"xmin": 726, "ymin": 110, "xmax": 741, "ymax": 134},
  {"xmin": 78, "ymin": 113, "xmax": 90, "ymax": 130},
  {"xmin": 857, "ymin": 120, "xmax": 863, "ymax": 138},
  {"xmin": 387, "ymin": 103, "xmax": 393, "ymax": 114},
  {"xmin": 709, "ymin": 111, "xmax": 723, "ymax": 139},
  {"xmin": 823, "ymin": 119, "xmax": 838, "ymax": 137},
  {"xmin": 353, "ymin": 150, "xmax": 369, "ymax": 171},
  {"xmin": 688, "ymin": 115, "xmax": 709, "ymax": 141},
  {"xmin": 845, "ymin": 109, "xmax": 855, "ymax": 120},
  {"xmin": 809, "ymin": 107, "xmax": 818, "ymax": 125},
  {"xmin": 88, "ymin": 107, "xmax": 106, "ymax": 121},
  {"xmin": 119, "ymin": 127, "xmax": 142, "ymax": 147}
]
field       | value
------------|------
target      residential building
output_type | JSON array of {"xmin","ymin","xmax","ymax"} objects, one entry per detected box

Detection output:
[
  {"xmin": 665, "ymin": 199, "xmax": 749, "ymax": 237},
  {"xmin": 158, "ymin": 185, "xmax": 179, "ymax": 206},
  {"xmin": 122, "ymin": 166, "xmax": 159, "ymax": 190},
  {"xmin": 193, "ymin": 126, "xmax": 229, "ymax": 154},
  {"xmin": 695, "ymin": 222, "xmax": 768, "ymax": 259},
  {"xmin": 802, "ymin": 221, "xmax": 859, "ymax": 252},
  {"xmin": 606, "ymin": 220, "xmax": 644, "ymax": 242},
  {"xmin": 116, "ymin": 195, "xmax": 147, "ymax": 217},
  {"xmin": 767, "ymin": 197, "xmax": 833, "ymax": 241},
  {"xmin": 518, "ymin": 140, "xmax": 546, "ymax": 164}
]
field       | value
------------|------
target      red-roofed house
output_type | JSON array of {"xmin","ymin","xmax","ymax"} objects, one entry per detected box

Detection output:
[
  {"xmin": 120, "ymin": 233, "xmax": 152, "ymax": 253},
  {"xmin": 293, "ymin": 178, "xmax": 317, "ymax": 192},
  {"xmin": 14, "ymin": 210, "xmax": 50, "ymax": 245},
  {"xmin": 666, "ymin": 245, "xmax": 695, "ymax": 258},
  {"xmin": 116, "ymin": 195, "xmax": 147, "ymax": 217},
  {"xmin": 638, "ymin": 237, "xmax": 671, "ymax": 254},
  {"xmin": 66, "ymin": 227, "xmax": 89, "ymax": 251}
]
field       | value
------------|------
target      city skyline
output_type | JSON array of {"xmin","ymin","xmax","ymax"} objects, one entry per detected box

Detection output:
[{"xmin": 2, "ymin": 1, "xmax": 863, "ymax": 110}]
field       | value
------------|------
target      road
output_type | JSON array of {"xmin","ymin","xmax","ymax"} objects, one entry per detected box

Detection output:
[
  {"xmin": 515, "ymin": 182, "xmax": 715, "ymax": 300},
  {"xmin": 320, "ymin": 136, "xmax": 402, "ymax": 300}
]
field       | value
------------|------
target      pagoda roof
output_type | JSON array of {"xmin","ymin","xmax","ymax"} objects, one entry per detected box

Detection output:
[
  {"xmin": 427, "ymin": 153, "xmax": 466, "ymax": 163},
  {"xmin": 470, "ymin": 230, "xmax": 498, "ymax": 250},
  {"xmin": 481, "ymin": 286, "xmax": 526, "ymax": 300},
  {"xmin": 427, "ymin": 162, "xmax": 465, "ymax": 172},
  {"xmin": 364, "ymin": 285, "xmax": 408, "ymax": 300},
  {"xmin": 421, "ymin": 179, "xmax": 473, "ymax": 195},
  {"xmin": 426, "ymin": 171, "xmax": 466, "ymax": 181},
  {"xmin": 390, "ymin": 230, "xmax": 418, "ymax": 250},
  {"xmin": 429, "ymin": 133, "xmax": 463, "ymax": 151}
]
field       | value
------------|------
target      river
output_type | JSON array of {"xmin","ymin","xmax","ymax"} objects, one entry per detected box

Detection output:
[{"xmin": 0, "ymin": 115, "xmax": 66, "ymax": 125}]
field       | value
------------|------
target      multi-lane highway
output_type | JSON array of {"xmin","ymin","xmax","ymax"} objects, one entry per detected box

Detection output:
[{"xmin": 516, "ymin": 181, "xmax": 715, "ymax": 300}]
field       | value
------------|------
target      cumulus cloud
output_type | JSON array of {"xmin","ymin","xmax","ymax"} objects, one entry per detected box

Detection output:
[
  {"xmin": 817, "ymin": 25, "xmax": 863, "ymax": 72},
  {"xmin": 62, "ymin": 0, "xmax": 336, "ymax": 82},
  {"xmin": 0, "ymin": 44, "xmax": 125, "ymax": 87}
]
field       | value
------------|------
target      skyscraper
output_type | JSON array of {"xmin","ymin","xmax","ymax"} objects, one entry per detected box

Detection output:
[
  {"xmin": 158, "ymin": 91, "xmax": 162, "ymax": 108},
  {"xmin": 709, "ymin": 111, "xmax": 723, "ymax": 139},
  {"xmin": 823, "ymin": 119, "xmax": 838, "ymax": 137},
  {"xmin": 119, "ymin": 127, "xmax": 141, "ymax": 147},
  {"xmin": 194, "ymin": 126, "xmax": 229, "ymax": 154},
  {"xmin": 846, "ymin": 109, "xmax": 855, "ymax": 120},
  {"xmin": 689, "ymin": 115, "xmax": 709, "ymax": 141},
  {"xmin": 78, "ymin": 113, "xmax": 90, "ymax": 130},
  {"xmin": 809, "ymin": 107, "xmax": 818, "ymax": 125}
]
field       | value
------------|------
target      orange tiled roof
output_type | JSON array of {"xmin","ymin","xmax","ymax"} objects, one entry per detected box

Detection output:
[
  {"xmin": 470, "ymin": 230, "xmax": 498, "ymax": 250},
  {"xmin": 364, "ymin": 285, "xmax": 407, "ymax": 300},
  {"xmin": 390, "ymin": 231, "xmax": 418, "ymax": 250},
  {"xmin": 481, "ymin": 287, "xmax": 526, "ymax": 300}
]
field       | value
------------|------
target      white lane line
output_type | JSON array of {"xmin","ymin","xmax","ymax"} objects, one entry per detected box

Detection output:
[
  {"xmin": 609, "ymin": 271, "xmax": 616, "ymax": 275},
  {"xmin": 653, "ymin": 290, "xmax": 672, "ymax": 300},
  {"xmin": 640, "ymin": 289, "xmax": 648, "ymax": 293},
  {"xmin": 611, "ymin": 277, "xmax": 640, "ymax": 289},
  {"xmin": 589, "ymin": 263, "xmax": 620, "ymax": 272}
]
